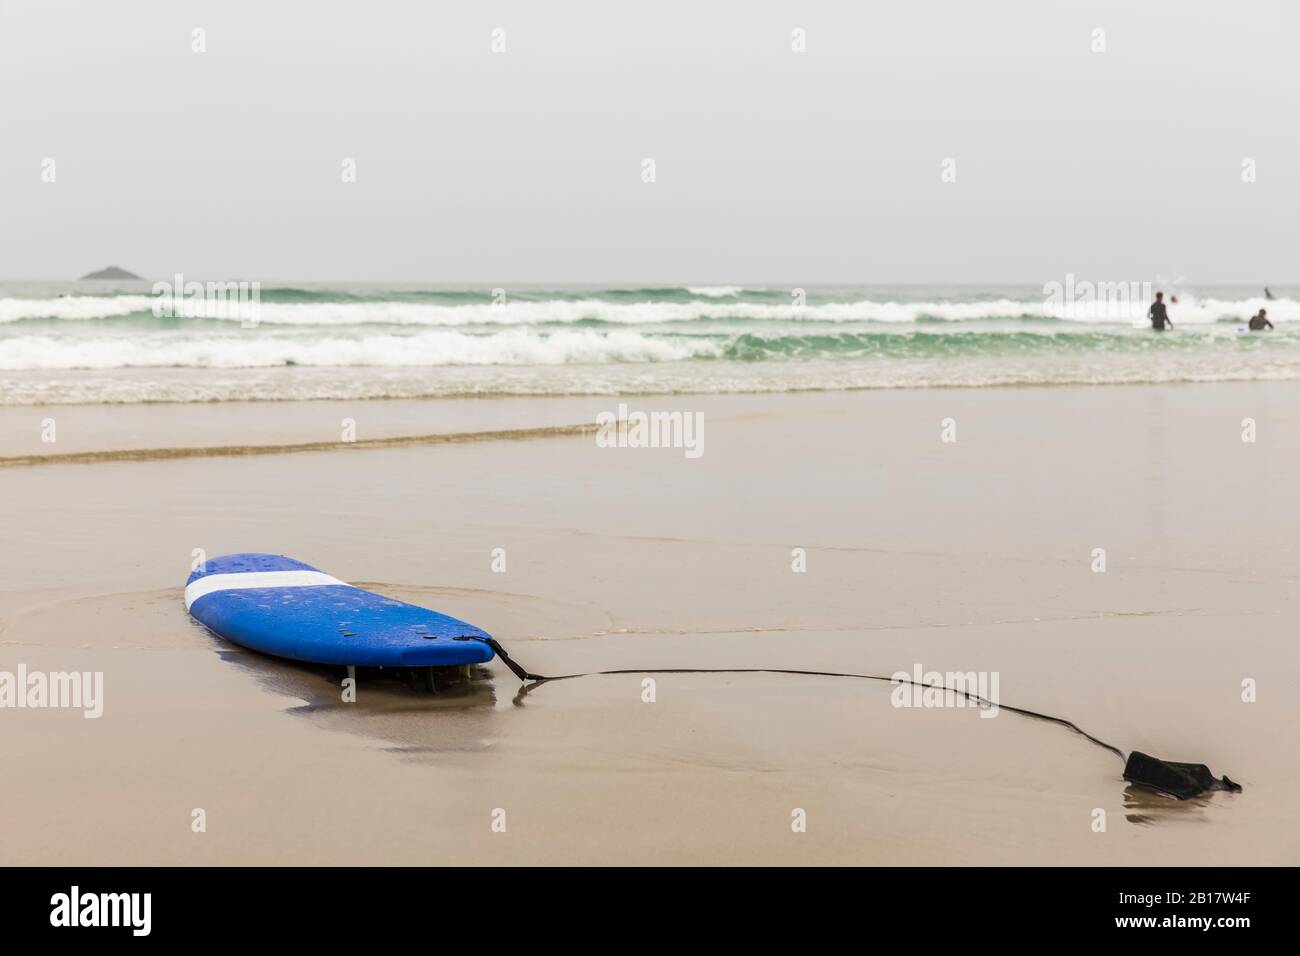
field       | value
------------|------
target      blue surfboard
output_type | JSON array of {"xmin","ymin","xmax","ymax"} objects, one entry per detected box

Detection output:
[{"xmin": 185, "ymin": 553, "xmax": 495, "ymax": 667}]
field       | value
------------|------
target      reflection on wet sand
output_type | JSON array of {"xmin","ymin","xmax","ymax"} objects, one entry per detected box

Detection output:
[
  {"xmin": 1123, "ymin": 783, "xmax": 1225, "ymax": 826},
  {"xmin": 212, "ymin": 646, "xmax": 504, "ymax": 759}
]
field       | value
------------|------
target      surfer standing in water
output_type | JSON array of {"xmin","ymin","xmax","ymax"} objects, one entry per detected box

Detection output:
[
  {"xmin": 1248, "ymin": 308, "xmax": 1273, "ymax": 331},
  {"xmin": 1148, "ymin": 291, "xmax": 1173, "ymax": 331}
]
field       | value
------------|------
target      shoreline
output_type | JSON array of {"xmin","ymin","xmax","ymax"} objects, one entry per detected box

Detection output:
[
  {"xmin": 6, "ymin": 377, "xmax": 1300, "ymax": 460},
  {"xmin": 9, "ymin": 365, "xmax": 1300, "ymax": 409},
  {"xmin": 12, "ymin": 369, "xmax": 1300, "ymax": 405}
]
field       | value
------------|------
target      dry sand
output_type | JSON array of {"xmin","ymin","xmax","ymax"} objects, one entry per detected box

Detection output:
[{"xmin": 1, "ymin": 384, "xmax": 1297, "ymax": 864}]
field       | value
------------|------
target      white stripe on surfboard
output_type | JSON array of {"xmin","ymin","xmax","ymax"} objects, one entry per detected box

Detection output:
[{"xmin": 184, "ymin": 569, "xmax": 347, "ymax": 610}]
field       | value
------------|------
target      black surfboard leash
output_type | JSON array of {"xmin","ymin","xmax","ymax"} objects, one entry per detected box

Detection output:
[
  {"xmin": 477, "ymin": 636, "xmax": 1121, "ymax": 756},
  {"xmin": 472, "ymin": 635, "xmax": 1242, "ymax": 799}
]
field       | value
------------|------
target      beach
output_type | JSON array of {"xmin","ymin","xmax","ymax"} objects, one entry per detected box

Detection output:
[{"xmin": 2, "ymin": 383, "xmax": 1295, "ymax": 865}]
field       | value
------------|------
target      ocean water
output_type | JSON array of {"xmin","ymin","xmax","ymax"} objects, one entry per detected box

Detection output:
[{"xmin": 1, "ymin": 281, "xmax": 1297, "ymax": 405}]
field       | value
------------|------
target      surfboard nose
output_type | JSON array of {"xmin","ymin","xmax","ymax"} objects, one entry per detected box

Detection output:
[{"xmin": 187, "ymin": 552, "xmax": 320, "ymax": 585}]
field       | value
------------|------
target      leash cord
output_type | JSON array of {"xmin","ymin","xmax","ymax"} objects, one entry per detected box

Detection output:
[{"xmin": 475, "ymin": 636, "xmax": 1126, "ymax": 762}]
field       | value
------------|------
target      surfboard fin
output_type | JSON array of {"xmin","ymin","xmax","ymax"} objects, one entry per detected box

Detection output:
[{"xmin": 1122, "ymin": 751, "xmax": 1242, "ymax": 800}]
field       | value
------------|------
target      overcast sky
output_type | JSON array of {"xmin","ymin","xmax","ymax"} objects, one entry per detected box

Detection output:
[{"xmin": 2, "ymin": 0, "xmax": 1297, "ymax": 284}]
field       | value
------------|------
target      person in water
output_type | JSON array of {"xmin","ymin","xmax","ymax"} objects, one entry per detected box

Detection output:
[
  {"xmin": 1248, "ymin": 308, "xmax": 1273, "ymax": 331},
  {"xmin": 1148, "ymin": 291, "xmax": 1173, "ymax": 331}
]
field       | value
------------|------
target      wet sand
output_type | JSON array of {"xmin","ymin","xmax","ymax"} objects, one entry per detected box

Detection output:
[{"xmin": 1, "ymin": 384, "xmax": 1297, "ymax": 864}]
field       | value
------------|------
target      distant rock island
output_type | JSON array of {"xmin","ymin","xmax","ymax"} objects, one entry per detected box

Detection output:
[{"xmin": 80, "ymin": 265, "xmax": 142, "ymax": 280}]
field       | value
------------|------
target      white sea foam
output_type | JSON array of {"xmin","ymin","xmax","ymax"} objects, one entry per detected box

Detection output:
[
  {"xmin": 685, "ymin": 286, "xmax": 746, "ymax": 297},
  {"xmin": 2, "ymin": 294, "xmax": 1295, "ymax": 326},
  {"xmin": 10, "ymin": 355, "xmax": 1300, "ymax": 407},
  {"xmin": 0, "ymin": 329, "xmax": 720, "ymax": 370},
  {"xmin": 0, "ymin": 296, "xmax": 156, "ymax": 322}
]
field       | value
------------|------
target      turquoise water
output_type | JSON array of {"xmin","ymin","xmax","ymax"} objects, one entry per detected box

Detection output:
[{"xmin": 2, "ymin": 282, "xmax": 1297, "ymax": 403}]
